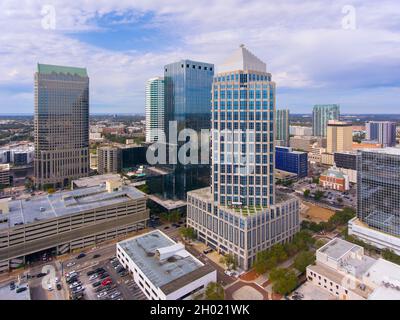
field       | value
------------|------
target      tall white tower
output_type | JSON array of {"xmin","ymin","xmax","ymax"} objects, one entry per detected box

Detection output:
[{"xmin": 145, "ymin": 77, "xmax": 165, "ymax": 143}]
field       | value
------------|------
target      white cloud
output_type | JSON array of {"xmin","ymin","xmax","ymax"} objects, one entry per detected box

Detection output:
[{"xmin": 0, "ymin": 0, "xmax": 399, "ymax": 113}]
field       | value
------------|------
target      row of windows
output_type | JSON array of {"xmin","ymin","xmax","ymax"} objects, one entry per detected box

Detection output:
[
  {"xmin": 215, "ymin": 89, "xmax": 273, "ymax": 99},
  {"xmin": 213, "ymin": 73, "xmax": 271, "ymax": 82}
]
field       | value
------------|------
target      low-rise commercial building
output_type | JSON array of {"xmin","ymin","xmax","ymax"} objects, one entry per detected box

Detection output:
[
  {"xmin": 348, "ymin": 218, "xmax": 400, "ymax": 255},
  {"xmin": 275, "ymin": 147, "xmax": 308, "ymax": 178},
  {"xmin": 0, "ymin": 164, "xmax": 10, "ymax": 186},
  {"xmin": 0, "ymin": 180, "xmax": 149, "ymax": 273},
  {"xmin": 334, "ymin": 151, "xmax": 358, "ymax": 183},
  {"xmin": 290, "ymin": 136, "xmax": 326, "ymax": 152},
  {"xmin": 0, "ymin": 143, "xmax": 34, "ymax": 166},
  {"xmin": 319, "ymin": 165, "xmax": 349, "ymax": 191},
  {"xmin": 117, "ymin": 230, "xmax": 216, "ymax": 300},
  {"xmin": 290, "ymin": 126, "xmax": 313, "ymax": 137},
  {"xmin": 306, "ymin": 238, "xmax": 400, "ymax": 300}
]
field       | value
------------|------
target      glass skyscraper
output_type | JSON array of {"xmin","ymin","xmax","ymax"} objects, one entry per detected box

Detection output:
[
  {"xmin": 211, "ymin": 46, "xmax": 275, "ymax": 208},
  {"xmin": 276, "ymin": 109, "xmax": 290, "ymax": 146},
  {"xmin": 187, "ymin": 45, "xmax": 300, "ymax": 270},
  {"xmin": 164, "ymin": 60, "xmax": 214, "ymax": 134},
  {"xmin": 357, "ymin": 148, "xmax": 400, "ymax": 237},
  {"xmin": 366, "ymin": 121, "xmax": 397, "ymax": 147},
  {"xmin": 34, "ymin": 64, "xmax": 89, "ymax": 188},
  {"xmin": 145, "ymin": 77, "xmax": 165, "ymax": 143},
  {"xmin": 162, "ymin": 60, "xmax": 214, "ymax": 200},
  {"xmin": 312, "ymin": 104, "xmax": 340, "ymax": 137}
]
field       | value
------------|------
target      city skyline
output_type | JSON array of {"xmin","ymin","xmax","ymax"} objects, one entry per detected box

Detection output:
[{"xmin": 1, "ymin": 1, "xmax": 400, "ymax": 114}]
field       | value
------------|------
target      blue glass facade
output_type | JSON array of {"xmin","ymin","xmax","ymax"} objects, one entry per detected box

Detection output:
[
  {"xmin": 162, "ymin": 60, "xmax": 214, "ymax": 200},
  {"xmin": 275, "ymin": 147, "xmax": 308, "ymax": 178},
  {"xmin": 357, "ymin": 149, "xmax": 400, "ymax": 237},
  {"xmin": 164, "ymin": 60, "xmax": 214, "ymax": 133}
]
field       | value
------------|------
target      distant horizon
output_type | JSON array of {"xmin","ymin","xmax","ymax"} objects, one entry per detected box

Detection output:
[
  {"xmin": 1, "ymin": 1, "xmax": 399, "ymax": 114},
  {"xmin": 2, "ymin": 112, "xmax": 400, "ymax": 116}
]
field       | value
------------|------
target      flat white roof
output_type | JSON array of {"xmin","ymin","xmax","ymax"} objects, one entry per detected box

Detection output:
[
  {"xmin": 361, "ymin": 147, "xmax": 400, "ymax": 155},
  {"xmin": 118, "ymin": 230, "xmax": 204, "ymax": 289},
  {"xmin": 318, "ymin": 238, "xmax": 361, "ymax": 260}
]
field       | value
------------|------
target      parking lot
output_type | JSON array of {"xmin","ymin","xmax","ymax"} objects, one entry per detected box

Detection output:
[{"xmin": 62, "ymin": 249, "xmax": 147, "ymax": 300}]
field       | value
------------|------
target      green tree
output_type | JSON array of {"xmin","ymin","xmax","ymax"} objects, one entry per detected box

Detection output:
[
  {"xmin": 270, "ymin": 243, "xmax": 288, "ymax": 263},
  {"xmin": 315, "ymin": 239, "xmax": 327, "ymax": 249},
  {"xmin": 303, "ymin": 189, "xmax": 311, "ymax": 197},
  {"xmin": 292, "ymin": 230, "xmax": 315, "ymax": 251},
  {"xmin": 294, "ymin": 251, "xmax": 315, "ymax": 273},
  {"xmin": 220, "ymin": 253, "xmax": 238, "ymax": 270},
  {"xmin": 269, "ymin": 268, "xmax": 298, "ymax": 295},
  {"xmin": 24, "ymin": 177, "xmax": 33, "ymax": 191},
  {"xmin": 205, "ymin": 282, "xmax": 225, "ymax": 300},
  {"xmin": 314, "ymin": 190, "xmax": 325, "ymax": 200},
  {"xmin": 382, "ymin": 249, "xmax": 400, "ymax": 265},
  {"xmin": 136, "ymin": 184, "xmax": 150, "ymax": 194},
  {"xmin": 169, "ymin": 210, "xmax": 181, "ymax": 223},
  {"xmin": 180, "ymin": 227, "xmax": 196, "ymax": 240}
]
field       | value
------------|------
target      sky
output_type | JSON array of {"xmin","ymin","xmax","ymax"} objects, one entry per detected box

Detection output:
[{"xmin": 0, "ymin": 0, "xmax": 399, "ymax": 114}]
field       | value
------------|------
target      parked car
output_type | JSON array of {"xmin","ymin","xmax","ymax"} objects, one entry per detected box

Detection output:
[
  {"xmin": 76, "ymin": 253, "xmax": 86, "ymax": 259},
  {"xmin": 95, "ymin": 267, "xmax": 106, "ymax": 273},
  {"xmin": 101, "ymin": 278, "xmax": 112, "ymax": 286},
  {"xmin": 9, "ymin": 282, "xmax": 15, "ymax": 290},
  {"xmin": 69, "ymin": 282, "xmax": 81, "ymax": 289},
  {"xmin": 16, "ymin": 287, "xmax": 27, "ymax": 293},
  {"xmin": 113, "ymin": 264, "xmax": 122, "ymax": 270},
  {"xmin": 92, "ymin": 281, "xmax": 102, "ymax": 288},
  {"xmin": 89, "ymin": 274, "xmax": 98, "ymax": 281},
  {"xmin": 86, "ymin": 270, "xmax": 95, "ymax": 276},
  {"xmin": 36, "ymin": 272, "xmax": 47, "ymax": 278},
  {"xmin": 110, "ymin": 291, "xmax": 121, "ymax": 299},
  {"xmin": 66, "ymin": 262, "xmax": 76, "ymax": 267},
  {"xmin": 72, "ymin": 286, "xmax": 84, "ymax": 293},
  {"xmin": 224, "ymin": 270, "xmax": 234, "ymax": 277},
  {"xmin": 66, "ymin": 271, "xmax": 77, "ymax": 277},
  {"xmin": 47, "ymin": 284, "xmax": 53, "ymax": 291},
  {"xmin": 99, "ymin": 273, "xmax": 109, "ymax": 279},
  {"xmin": 203, "ymin": 247, "xmax": 213, "ymax": 254},
  {"xmin": 97, "ymin": 291, "xmax": 108, "ymax": 299},
  {"xmin": 66, "ymin": 276, "xmax": 78, "ymax": 284},
  {"xmin": 56, "ymin": 283, "xmax": 62, "ymax": 291},
  {"xmin": 93, "ymin": 254, "xmax": 101, "ymax": 259}
]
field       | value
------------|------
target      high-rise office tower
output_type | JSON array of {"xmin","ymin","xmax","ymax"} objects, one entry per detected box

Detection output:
[
  {"xmin": 187, "ymin": 45, "xmax": 300, "ymax": 270},
  {"xmin": 366, "ymin": 121, "xmax": 397, "ymax": 147},
  {"xmin": 349, "ymin": 148, "xmax": 400, "ymax": 254},
  {"xmin": 34, "ymin": 64, "xmax": 89, "ymax": 188},
  {"xmin": 276, "ymin": 109, "xmax": 290, "ymax": 146},
  {"xmin": 162, "ymin": 60, "xmax": 214, "ymax": 200},
  {"xmin": 145, "ymin": 77, "xmax": 165, "ymax": 143},
  {"xmin": 326, "ymin": 120, "xmax": 353, "ymax": 154},
  {"xmin": 312, "ymin": 104, "xmax": 340, "ymax": 137}
]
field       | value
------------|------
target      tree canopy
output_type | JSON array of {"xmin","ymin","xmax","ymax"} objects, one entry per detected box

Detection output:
[
  {"xmin": 205, "ymin": 282, "xmax": 225, "ymax": 300},
  {"xmin": 269, "ymin": 268, "xmax": 298, "ymax": 295}
]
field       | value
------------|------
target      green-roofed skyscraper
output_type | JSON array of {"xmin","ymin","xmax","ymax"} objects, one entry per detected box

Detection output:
[{"xmin": 34, "ymin": 63, "xmax": 89, "ymax": 188}]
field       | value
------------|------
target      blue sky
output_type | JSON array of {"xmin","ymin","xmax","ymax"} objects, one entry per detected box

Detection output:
[{"xmin": 0, "ymin": 0, "xmax": 399, "ymax": 114}]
